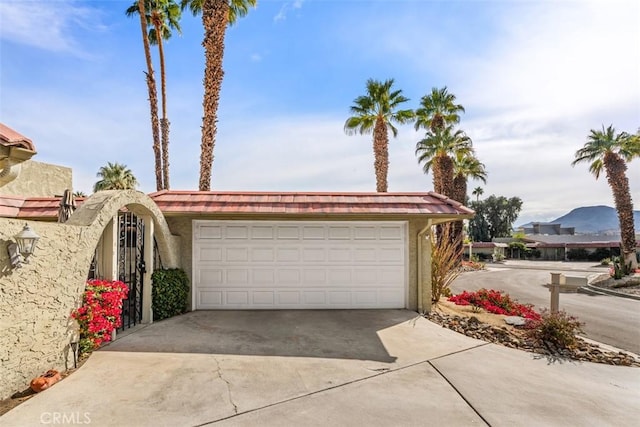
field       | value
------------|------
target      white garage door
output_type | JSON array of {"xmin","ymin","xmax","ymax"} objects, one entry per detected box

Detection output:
[{"xmin": 192, "ymin": 220, "xmax": 407, "ymax": 309}]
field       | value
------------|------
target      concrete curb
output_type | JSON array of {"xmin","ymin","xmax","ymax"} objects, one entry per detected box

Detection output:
[{"xmin": 579, "ymin": 284, "xmax": 640, "ymax": 301}]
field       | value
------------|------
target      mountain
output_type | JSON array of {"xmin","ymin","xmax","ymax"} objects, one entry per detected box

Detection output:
[{"xmin": 521, "ymin": 206, "xmax": 640, "ymax": 234}]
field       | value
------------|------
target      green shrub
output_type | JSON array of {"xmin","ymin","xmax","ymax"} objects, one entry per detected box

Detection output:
[
  {"xmin": 600, "ymin": 257, "xmax": 611, "ymax": 266},
  {"xmin": 152, "ymin": 268, "xmax": 190, "ymax": 321},
  {"xmin": 588, "ymin": 248, "xmax": 611, "ymax": 262},
  {"xmin": 525, "ymin": 310, "xmax": 584, "ymax": 349},
  {"xmin": 566, "ymin": 248, "xmax": 589, "ymax": 261}
]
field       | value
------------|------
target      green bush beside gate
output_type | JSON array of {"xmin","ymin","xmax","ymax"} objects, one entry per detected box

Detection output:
[{"xmin": 152, "ymin": 268, "xmax": 190, "ymax": 321}]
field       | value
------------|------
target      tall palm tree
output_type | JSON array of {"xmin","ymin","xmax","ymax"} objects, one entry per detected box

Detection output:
[
  {"xmin": 181, "ymin": 0, "xmax": 257, "ymax": 191},
  {"xmin": 415, "ymin": 87, "xmax": 465, "ymax": 133},
  {"xmin": 451, "ymin": 152, "xmax": 487, "ymax": 251},
  {"xmin": 472, "ymin": 186, "xmax": 484, "ymax": 202},
  {"xmin": 572, "ymin": 125, "xmax": 640, "ymax": 269},
  {"xmin": 452, "ymin": 152, "xmax": 487, "ymax": 205},
  {"xmin": 130, "ymin": 0, "xmax": 163, "ymax": 191},
  {"xmin": 415, "ymin": 125, "xmax": 473, "ymax": 197},
  {"xmin": 94, "ymin": 162, "xmax": 139, "ymax": 192},
  {"xmin": 344, "ymin": 78, "xmax": 414, "ymax": 192},
  {"xmin": 127, "ymin": 0, "xmax": 182, "ymax": 190}
]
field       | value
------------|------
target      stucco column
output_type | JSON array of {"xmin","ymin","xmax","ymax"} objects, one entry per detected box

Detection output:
[
  {"xmin": 417, "ymin": 221, "xmax": 433, "ymax": 313},
  {"xmin": 102, "ymin": 217, "xmax": 118, "ymax": 281},
  {"xmin": 142, "ymin": 215, "xmax": 154, "ymax": 324}
]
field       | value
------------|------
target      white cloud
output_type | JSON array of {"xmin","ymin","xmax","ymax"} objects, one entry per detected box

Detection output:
[
  {"xmin": 274, "ymin": 0, "xmax": 304, "ymax": 22},
  {"xmin": 0, "ymin": 0, "xmax": 104, "ymax": 56}
]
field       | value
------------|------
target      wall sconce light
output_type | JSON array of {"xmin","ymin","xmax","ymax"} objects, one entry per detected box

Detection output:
[{"xmin": 7, "ymin": 223, "xmax": 40, "ymax": 269}]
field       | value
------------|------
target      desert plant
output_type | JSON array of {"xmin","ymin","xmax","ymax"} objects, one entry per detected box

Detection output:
[
  {"xmin": 610, "ymin": 256, "xmax": 630, "ymax": 279},
  {"xmin": 525, "ymin": 309, "xmax": 584, "ymax": 349},
  {"xmin": 152, "ymin": 268, "xmax": 189, "ymax": 320},
  {"xmin": 431, "ymin": 224, "xmax": 463, "ymax": 303},
  {"xmin": 600, "ymin": 257, "xmax": 612, "ymax": 266}
]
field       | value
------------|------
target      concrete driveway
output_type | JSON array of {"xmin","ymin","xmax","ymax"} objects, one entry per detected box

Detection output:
[{"xmin": 1, "ymin": 310, "xmax": 638, "ymax": 426}]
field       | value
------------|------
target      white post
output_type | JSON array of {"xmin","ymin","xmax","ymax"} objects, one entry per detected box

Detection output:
[
  {"xmin": 142, "ymin": 215, "xmax": 154, "ymax": 324},
  {"xmin": 549, "ymin": 272, "xmax": 565, "ymax": 313}
]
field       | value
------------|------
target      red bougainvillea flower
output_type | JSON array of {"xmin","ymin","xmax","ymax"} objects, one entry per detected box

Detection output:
[
  {"xmin": 449, "ymin": 288, "xmax": 540, "ymax": 320},
  {"xmin": 71, "ymin": 279, "xmax": 129, "ymax": 350}
]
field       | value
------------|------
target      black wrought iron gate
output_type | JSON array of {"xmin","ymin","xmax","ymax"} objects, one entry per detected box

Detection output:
[{"xmin": 118, "ymin": 212, "xmax": 145, "ymax": 330}]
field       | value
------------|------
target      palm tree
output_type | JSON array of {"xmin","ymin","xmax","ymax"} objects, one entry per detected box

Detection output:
[
  {"xmin": 94, "ymin": 162, "xmax": 139, "ymax": 192},
  {"xmin": 452, "ymin": 152, "xmax": 487, "ymax": 205},
  {"xmin": 451, "ymin": 152, "xmax": 487, "ymax": 252},
  {"xmin": 572, "ymin": 125, "xmax": 640, "ymax": 269},
  {"xmin": 415, "ymin": 125, "xmax": 473, "ymax": 197},
  {"xmin": 344, "ymin": 78, "xmax": 414, "ymax": 192},
  {"xmin": 415, "ymin": 87, "xmax": 465, "ymax": 133},
  {"xmin": 181, "ymin": 0, "xmax": 257, "ymax": 191},
  {"xmin": 127, "ymin": 0, "xmax": 182, "ymax": 190},
  {"xmin": 129, "ymin": 0, "xmax": 163, "ymax": 191},
  {"xmin": 472, "ymin": 186, "xmax": 484, "ymax": 202},
  {"xmin": 73, "ymin": 191, "xmax": 87, "ymax": 198}
]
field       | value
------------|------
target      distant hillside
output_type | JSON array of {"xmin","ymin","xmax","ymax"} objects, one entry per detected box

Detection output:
[{"xmin": 523, "ymin": 206, "xmax": 640, "ymax": 234}]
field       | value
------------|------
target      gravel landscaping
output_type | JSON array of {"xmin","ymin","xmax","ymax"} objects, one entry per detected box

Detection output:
[{"xmin": 426, "ymin": 301, "xmax": 640, "ymax": 367}]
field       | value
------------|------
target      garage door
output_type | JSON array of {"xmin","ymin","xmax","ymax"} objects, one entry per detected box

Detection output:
[{"xmin": 192, "ymin": 220, "xmax": 407, "ymax": 309}]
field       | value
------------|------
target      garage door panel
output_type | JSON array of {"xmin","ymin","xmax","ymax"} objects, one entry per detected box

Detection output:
[
  {"xmin": 251, "ymin": 226, "xmax": 274, "ymax": 239},
  {"xmin": 194, "ymin": 221, "xmax": 406, "ymax": 309},
  {"xmin": 226, "ymin": 291, "xmax": 249, "ymax": 305},
  {"xmin": 277, "ymin": 247, "xmax": 300, "ymax": 262},
  {"xmin": 278, "ymin": 291, "xmax": 301, "ymax": 305},
  {"xmin": 198, "ymin": 269, "xmax": 223, "ymax": 285},
  {"xmin": 252, "ymin": 291, "xmax": 275, "ymax": 305},
  {"xmin": 199, "ymin": 290, "xmax": 222, "ymax": 306},
  {"xmin": 226, "ymin": 247, "xmax": 249, "ymax": 262},
  {"xmin": 197, "ymin": 246, "xmax": 222, "ymax": 262},
  {"xmin": 226, "ymin": 226, "xmax": 249, "ymax": 239},
  {"xmin": 227, "ymin": 269, "xmax": 249, "ymax": 284}
]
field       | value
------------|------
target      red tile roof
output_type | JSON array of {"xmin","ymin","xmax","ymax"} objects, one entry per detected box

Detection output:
[
  {"xmin": 1, "ymin": 191, "xmax": 473, "ymax": 219},
  {"xmin": 0, "ymin": 196, "xmax": 85, "ymax": 220},
  {"xmin": 149, "ymin": 190, "xmax": 474, "ymax": 217},
  {"xmin": 0, "ymin": 123, "xmax": 36, "ymax": 152}
]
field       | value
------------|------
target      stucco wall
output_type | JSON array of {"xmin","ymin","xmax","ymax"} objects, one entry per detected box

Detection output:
[
  {"xmin": 0, "ymin": 160, "xmax": 72, "ymax": 197},
  {"xmin": 0, "ymin": 191, "xmax": 180, "ymax": 400},
  {"xmin": 0, "ymin": 219, "xmax": 93, "ymax": 400},
  {"xmin": 165, "ymin": 215, "xmax": 432, "ymax": 312}
]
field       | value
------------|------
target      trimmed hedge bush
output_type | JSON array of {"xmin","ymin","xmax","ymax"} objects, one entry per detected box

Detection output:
[{"xmin": 152, "ymin": 268, "xmax": 190, "ymax": 321}]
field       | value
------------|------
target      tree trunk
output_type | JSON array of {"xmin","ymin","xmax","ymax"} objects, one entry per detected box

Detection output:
[
  {"xmin": 604, "ymin": 152, "xmax": 638, "ymax": 269},
  {"xmin": 156, "ymin": 20, "xmax": 170, "ymax": 190},
  {"xmin": 138, "ymin": 1, "xmax": 163, "ymax": 191},
  {"xmin": 199, "ymin": 0, "xmax": 228, "ymax": 191},
  {"xmin": 433, "ymin": 155, "xmax": 453, "ymax": 197},
  {"xmin": 373, "ymin": 117, "xmax": 389, "ymax": 192},
  {"xmin": 451, "ymin": 174, "xmax": 467, "ymax": 257}
]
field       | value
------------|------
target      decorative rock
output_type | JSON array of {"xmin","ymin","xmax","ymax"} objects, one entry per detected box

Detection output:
[
  {"xmin": 425, "ymin": 311, "xmax": 640, "ymax": 367},
  {"xmin": 504, "ymin": 316, "xmax": 527, "ymax": 326}
]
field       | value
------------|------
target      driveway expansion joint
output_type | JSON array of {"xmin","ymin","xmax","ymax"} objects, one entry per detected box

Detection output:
[
  {"xmin": 428, "ymin": 360, "xmax": 491, "ymax": 427},
  {"xmin": 196, "ymin": 346, "xmax": 491, "ymax": 426}
]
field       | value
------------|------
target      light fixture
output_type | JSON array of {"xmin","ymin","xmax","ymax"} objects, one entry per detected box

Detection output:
[{"xmin": 7, "ymin": 223, "xmax": 40, "ymax": 269}]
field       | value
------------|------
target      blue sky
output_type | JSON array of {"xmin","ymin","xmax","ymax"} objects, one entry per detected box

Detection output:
[{"xmin": 1, "ymin": 0, "xmax": 638, "ymax": 225}]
